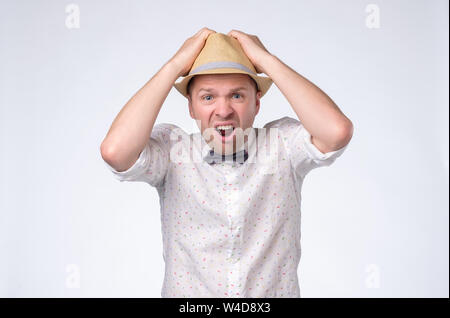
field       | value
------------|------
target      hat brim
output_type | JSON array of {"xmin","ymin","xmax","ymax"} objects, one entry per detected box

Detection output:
[{"xmin": 173, "ymin": 69, "xmax": 273, "ymax": 99}]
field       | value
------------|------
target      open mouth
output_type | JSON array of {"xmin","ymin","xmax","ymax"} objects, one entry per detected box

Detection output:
[
  {"xmin": 214, "ymin": 124, "xmax": 236, "ymax": 142},
  {"xmin": 216, "ymin": 126, "xmax": 234, "ymax": 137}
]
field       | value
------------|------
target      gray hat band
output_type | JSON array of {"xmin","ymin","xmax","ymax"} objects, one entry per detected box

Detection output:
[{"xmin": 189, "ymin": 61, "xmax": 256, "ymax": 76}]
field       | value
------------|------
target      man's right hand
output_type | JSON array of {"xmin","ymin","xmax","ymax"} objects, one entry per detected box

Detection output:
[
  {"xmin": 101, "ymin": 28, "xmax": 216, "ymax": 173},
  {"xmin": 169, "ymin": 27, "xmax": 216, "ymax": 77}
]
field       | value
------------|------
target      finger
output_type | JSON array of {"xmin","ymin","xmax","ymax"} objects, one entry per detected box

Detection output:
[
  {"xmin": 202, "ymin": 30, "xmax": 216, "ymax": 41},
  {"xmin": 202, "ymin": 27, "xmax": 215, "ymax": 34},
  {"xmin": 194, "ymin": 27, "xmax": 212, "ymax": 37},
  {"xmin": 227, "ymin": 29, "xmax": 240, "ymax": 37},
  {"xmin": 229, "ymin": 29, "xmax": 247, "ymax": 37},
  {"xmin": 205, "ymin": 29, "xmax": 216, "ymax": 37},
  {"xmin": 194, "ymin": 28, "xmax": 205, "ymax": 36}
]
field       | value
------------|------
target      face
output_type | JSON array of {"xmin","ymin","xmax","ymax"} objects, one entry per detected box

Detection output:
[{"xmin": 187, "ymin": 73, "xmax": 262, "ymax": 155}]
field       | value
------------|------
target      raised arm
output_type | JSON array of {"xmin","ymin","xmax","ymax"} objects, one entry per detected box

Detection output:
[
  {"xmin": 258, "ymin": 54, "xmax": 353, "ymax": 153},
  {"xmin": 227, "ymin": 30, "xmax": 353, "ymax": 153},
  {"xmin": 100, "ymin": 27, "xmax": 216, "ymax": 172}
]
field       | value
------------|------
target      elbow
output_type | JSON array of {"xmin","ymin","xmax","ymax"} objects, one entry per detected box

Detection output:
[
  {"xmin": 100, "ymin": 141, "xmax": 117, "ymax": 165},
  {"xmin": 333, "ymin": 120, "xmax": 354, "ymax": 149},
  {"xmin": 100, "ymin": 141, "xmax": 141, "ymax": 172},
  {"xmin": 100, "ymin": 142, "xmax": 127, "ymax": 172}
]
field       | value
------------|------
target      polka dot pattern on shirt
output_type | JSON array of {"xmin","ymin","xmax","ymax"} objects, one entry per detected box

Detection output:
[{"xmin": 104, "ymin": 116, "xmax": 348, "ymax": 297}]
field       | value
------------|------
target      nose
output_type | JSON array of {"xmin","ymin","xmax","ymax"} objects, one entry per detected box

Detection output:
[{"xmin": 214, "ymin": 98, "xmax": 234, "ymax": 118}]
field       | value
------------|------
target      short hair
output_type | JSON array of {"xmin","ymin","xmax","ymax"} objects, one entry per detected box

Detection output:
[
  {"xmin": 186, "ymin": 76, "xmax": 196, "ymax": 98},
  {"xmin": 186, "ymin": 74, "xmax": 259, "ymax": 98}
]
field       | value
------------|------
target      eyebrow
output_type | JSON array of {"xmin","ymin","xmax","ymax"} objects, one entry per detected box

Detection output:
[{"xmin": 197, "ymin": 87, "xmax": 248, "ymax": 94}]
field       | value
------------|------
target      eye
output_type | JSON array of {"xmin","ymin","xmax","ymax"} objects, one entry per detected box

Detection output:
[
  {"xmin": 232, "ymin": 93, "xmax": 242, "ymax": 99},
  {"xmin": 202, "ymin": 95, "xmax": 213, "ymax": 101}
]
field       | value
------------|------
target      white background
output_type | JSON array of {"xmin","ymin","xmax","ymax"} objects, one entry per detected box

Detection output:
[{"xmin": 0, "ymin": 0, "xmax": 448, "ymax": 297}]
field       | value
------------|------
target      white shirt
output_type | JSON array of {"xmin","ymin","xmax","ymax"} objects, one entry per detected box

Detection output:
[{"xmin": 103, "ymin": 116, "xmax": 348, "ymax": 298}]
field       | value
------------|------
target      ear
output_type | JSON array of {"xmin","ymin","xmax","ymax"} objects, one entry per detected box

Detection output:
[
  {"xmin": 188, "ymin": 95, "xmax": 195, "ymax": 119},
  {"xmin": 254, "ymin": 91, "xmax": 262, "ymax": 116}
]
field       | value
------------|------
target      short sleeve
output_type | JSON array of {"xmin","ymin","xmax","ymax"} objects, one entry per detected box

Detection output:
[
  {"xmin": 103, "ymin": 123, "xmax": 179, "ymax": 188},
  {"xmin": 264, "ymin": 116, "xmax": 348, "ymax": 179}
]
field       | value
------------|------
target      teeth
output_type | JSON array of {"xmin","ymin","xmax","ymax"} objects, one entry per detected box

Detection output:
[{"xmin": 215, "ymin": 125, "xmax": 234, "ymax": 131}]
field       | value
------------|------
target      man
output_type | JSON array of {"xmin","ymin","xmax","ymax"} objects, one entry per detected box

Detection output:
[{"xmin": 100, "ymin": 28, "xmax": 353, "ymax": 297}]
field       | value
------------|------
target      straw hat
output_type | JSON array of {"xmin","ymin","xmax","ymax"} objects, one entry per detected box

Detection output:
[{"xmin": 173, "ymin": 32, "xmax": 273, "ymax": 98}]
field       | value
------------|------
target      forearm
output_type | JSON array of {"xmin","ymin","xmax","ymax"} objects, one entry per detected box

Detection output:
[
  {"xmin": 100, "ymin": 60, "xmax": 181, "ymax": 171},
  {"xmin": 261, "ymin": 54, "xmax": 353, "ymax": 147}
]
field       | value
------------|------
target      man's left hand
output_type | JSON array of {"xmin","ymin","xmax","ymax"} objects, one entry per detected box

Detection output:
[{"xmin": 227, "ymin": 30, "xmax": 272, "ymax": 74}]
